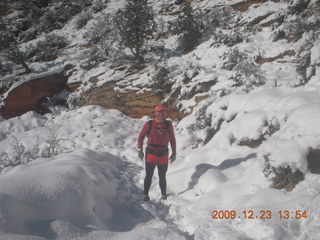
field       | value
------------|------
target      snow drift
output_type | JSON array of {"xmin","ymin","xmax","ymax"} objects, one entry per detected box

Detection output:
[{"xmin": 0, "ymin": 149, "xmax": 123, "ymax": 236}]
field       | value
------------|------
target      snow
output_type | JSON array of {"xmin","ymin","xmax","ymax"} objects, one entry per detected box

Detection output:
[
  {"xmin": 1, "ymin": 98, "xmax": 319, "ymax": 239},
  {"xmin": 1, "ymin": 0, "xmax": 320, "ymax": 239},
  {"xmin": 310, "ymin": 40, "xmax": 320, "ymax": 65}
]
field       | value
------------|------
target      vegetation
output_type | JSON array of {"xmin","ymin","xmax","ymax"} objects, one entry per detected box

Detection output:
[
  {"xmin": 173, "ymin": 2, "xmax": 201, "ymax": 53},
  {"xmin": 114, "ymin": 0, "xmax": 156, "ymax": 62},
  {"xmin": 0, "ymin": 19, "xmax": 31, "ymax": 73},
  {"xmin": 263, "ymin": 155, "xmax": 305, "ymax": 191}
]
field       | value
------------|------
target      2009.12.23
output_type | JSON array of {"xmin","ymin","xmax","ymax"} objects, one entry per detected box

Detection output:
[{"xmin": 212, "ymin": 210, "xmax": 308, "ymax": 220}]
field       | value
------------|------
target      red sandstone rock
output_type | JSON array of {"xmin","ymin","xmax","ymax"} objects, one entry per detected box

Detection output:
[{"xmin": 0, "ymin": 70, "xmax": 68, "ymax": 119}]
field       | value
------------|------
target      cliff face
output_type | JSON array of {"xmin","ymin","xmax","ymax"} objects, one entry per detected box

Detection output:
[
  {"xmin": 83, "ymin": 80, "xmax": 182, "ymax": 120},
  {"xmin": 0, "ymin": 70, "xmax": 68, "ymax": 119}
]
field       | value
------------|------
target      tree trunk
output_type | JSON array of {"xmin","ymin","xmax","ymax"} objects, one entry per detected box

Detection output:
[
  {"xmin": 11, "ymin": 48, "xmax": 31, "ymax": 74},
  {"xmin": 19, "ymin": 59, "xmax": 31, "ymax": 73},
  {"xmin": 130, "ymin": 47, "xmax": 144, "ymax": 63}
]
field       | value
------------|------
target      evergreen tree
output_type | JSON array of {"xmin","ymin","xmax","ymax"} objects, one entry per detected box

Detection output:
[
  {"xmin": 114, "ymin": 0, "xmax": 155, "ymax": 62},
  {"xmin": 176, "ymin": 2, "xmax": 200, "ymax": 53},
  {"xmin": 0, "ymin": 20, "xmax": 31, "ymax": 73}
]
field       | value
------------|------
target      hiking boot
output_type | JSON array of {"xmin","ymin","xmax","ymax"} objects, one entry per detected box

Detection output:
[
  {"xmin": 143, "ymin": 195, "xmax": 150, "ymax": 201},
  {"xmin": 160, "ymin": 195, "xmax": 167, "ymax": 200}
]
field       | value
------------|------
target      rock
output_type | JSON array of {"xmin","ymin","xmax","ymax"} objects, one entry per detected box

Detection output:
[
  {"xmin": 307, "ymin": 148, "xmax": 320, "ymax": 174},
  {"xmin": 83, "ymin": 80, "xmax": 182, "ymax": 120},
  {"xmin": 0, "ymin": 67, "xmax": 70, "ymax": 119}
]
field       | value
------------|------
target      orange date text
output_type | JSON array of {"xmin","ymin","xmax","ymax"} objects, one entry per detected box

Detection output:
[{"xmin": 212, "ymin": 210, "xmax": 308, "ymax": 220}]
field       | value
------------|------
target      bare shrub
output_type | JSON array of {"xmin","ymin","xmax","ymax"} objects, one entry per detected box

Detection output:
[{"xmin": 263, "ymin": 155, "xmax": 305, "ymax": 191}]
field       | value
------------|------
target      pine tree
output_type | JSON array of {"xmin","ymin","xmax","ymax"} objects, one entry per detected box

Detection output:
[
  {"xmin": 176, "ymin": 2, "xmax": 200, "ymax": 53},
  {"xmin": 0, "ymin": 20, "xmax": 31, "ymax": 73},
  {"xmin": 114, "ymin": 0, "xmax": 155, "ymax": 62}
]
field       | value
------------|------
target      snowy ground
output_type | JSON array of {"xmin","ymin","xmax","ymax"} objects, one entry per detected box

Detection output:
[
  {"xmin": 1, "ymin": 0, "xmax": 320, "ymax": 239},
  {"xmin": 0, "ymin": 95, "xmax": 320, "ymax": 240}
]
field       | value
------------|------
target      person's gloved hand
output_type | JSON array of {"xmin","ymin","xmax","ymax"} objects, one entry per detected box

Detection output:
[
  {"xmin": 138, "ymin": 151, "xmax": 144, "ymax": 161},
  {"xmin": 170, "ymin": 153, "xmax": 176, "ymax": 164}
]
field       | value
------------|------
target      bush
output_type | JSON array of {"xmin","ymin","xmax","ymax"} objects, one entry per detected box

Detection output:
[
  {"xmin": 263, "ymin": 155, "xmax": 305, "ymax": 191},
  {"xmin": 284, "ymin": 15, "xmax": 308, "ymax": 41},
  {"xmin": 0, "ymin": 128, "xmax": 76, "ymax": 172},
  {"xmin": 27, "ymin": 34, "xmax": 69, "ymax": 62},
  {"xmin": 84, "ymin": 44, "xmax": 110, "ymax": 69},
  {"xmin": 150, "ymin": 65, "xmax": 170, "ymax": 98},
  {"xmin": 92, "ymin": 0, "xmax": 108, "ymax": 13},
  {"xmin": 37, "ymin": 1, "xmax": 83, "ymax": 32},
  {"xmin": 38, "ymin": 11, "xmax": 64, "ymax": 32},
  {"xmin": 211, "ymin": 29, "xmax": 245, "ymax": 47},
  {"xmin": 19, "ymin": 28, "xmax": 40, "ymax": 42},
  {"xmin": 56, "ymin": 1, "xmax": 82, "ymax": 20},
  {"xmin": 223, "ymin": 49, "xmax": 265, "ymax": 91},
  {"xmin": 76, "ymin": 12, "xmax": 92, "ymax": 29},
  {"xmin": 197, "ymin": 5, "xmax": 234, "ymax": 32},
  {"xmin": 85, "ymin": 16, "xmax": 112, "ymax": 44},
  {"xmin": 287, "ymin": 0, "xmax": 309, "ymax": 14}
]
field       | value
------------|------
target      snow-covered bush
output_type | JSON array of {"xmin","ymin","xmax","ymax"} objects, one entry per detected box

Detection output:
[
  {"xmin": 295, "ymin": 32, "xmax": 319, "ymax": 85},
  {"xmin": 37, "ymin": 11, "xmax": 62, "ymax": 32},
  {"xmin": 198, "ymin": 4, "xmax": 234, "ymax": 33},
  {"xmin": 18, "ymin": 0, "xmax": 45, "ymax": 20},
  {"xmin": 85, "ymin": 16, "xmax": 110, "ymax": 44},
  {"xmin": 66, "ymin": 93, "xmax": 83, "ymax": 109},
  {"xmin": 27, "ymin": 34, "xmax": 69, "ymax": 62},
  {"xmin": 0, "ymin": 141, "xmax": 31, "ymax": 170},
  {"xmin": 83, "ymin": 16, "xmax": 112, "ymax": 44},
  {"xmin": 285, "ymin": 15, "xmax": 309, "ymax": 42},
  {"xmin": 263, "ymin": 155, "xmax": 305, "ymax": 191},
  {"xmin": 37, "ymin": 1, "xmax": 82, "ymax": 32},
  {"xmin": 92, "ymin": 0, "xmax": 108, "ymax": 13},
  {"xmin": 287, "ymin": 0, "xmax": 309, "ymax": 14},
  {"xmin": 186, "ymin": 106, "xmax": 220, "ymax": 147},
  {"xmin": 19, "ymin": 27, "xmax": 40, "ymax": 42},
  {"xmin": 76, "ymin": 12, "xmax": 92, "ymax": 30},
  {"xmin": 0, "ymin": 128, "xmax": 65, "ymax": 172},
  {"xmin": 188, "ymin": 107, "xmax": 212, "ymax": 133},
  {"xmin": 211, "ymin": 29, "xmax": 245, "ymax": 47},
  {"xmin": 84, "ymin": 41, "xmax": 124, "ymax": 69},
  {"xmin": 55, "ymin": 1, "xmax": 83, "ymax": 22},
  {"xmin": 150, "ymin": 65, "xmax": 171, "ymax": 98},
  {"xmin": 223, "ymin": 48, "xmax": 265, "ymax": 91}
]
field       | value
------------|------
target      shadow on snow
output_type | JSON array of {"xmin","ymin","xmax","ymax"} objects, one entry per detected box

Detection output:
[{"xmin": 180, "ymin": 153, "xmax": 257, "ymax": 194}]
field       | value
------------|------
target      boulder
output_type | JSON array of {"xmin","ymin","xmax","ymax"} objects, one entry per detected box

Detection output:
[
  {"xmin": 307, "ymin": 148, "xmax": 320, "ymax": 174},
  {"xmin": 0, "ymin": 67, "xmax": 70, "ymax": 119}
]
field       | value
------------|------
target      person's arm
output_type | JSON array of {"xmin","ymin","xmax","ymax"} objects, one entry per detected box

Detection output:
[
  {"xmin": 138, "ymin": 122, "xmax": 149, "ymax": 151},
  {"xmin": 168, "ymin": 123, "xmax": 176, "ymax": 154}
]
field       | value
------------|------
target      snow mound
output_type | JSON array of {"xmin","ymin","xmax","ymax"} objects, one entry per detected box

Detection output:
[
  {"xmin": 0, "ymin": 149, "xmax": 124, "ymax": 237},
  {"xmin": 194, "ymin": 168, "xmax": 228, "ymax": 194},
  {"xmin": 230, "ymin": 111, "xmax": 268, "ymax": 143}
]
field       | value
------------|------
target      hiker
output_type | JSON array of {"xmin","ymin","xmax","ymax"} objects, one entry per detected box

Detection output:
[{"xmin": 138, "ymin": 104, "xmax": 177, "ymax": 201}]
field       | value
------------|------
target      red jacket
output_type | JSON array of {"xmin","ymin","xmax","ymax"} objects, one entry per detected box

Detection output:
[{"xmin": 138, "ymin": 120, "xmax": 176, "ymax": 165}]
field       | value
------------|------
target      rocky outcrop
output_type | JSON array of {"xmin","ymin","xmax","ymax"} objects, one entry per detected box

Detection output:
[
  {"xmin": 83, "ymin": 80, "xmax": 182, "ymax": 120},
  {"xmin": 307, "ymin": 148, "xmax": 320, "ymax": 174},
  {"xmin": 0, "ymin": 67, "xmax": 70, "ymax": 119}
]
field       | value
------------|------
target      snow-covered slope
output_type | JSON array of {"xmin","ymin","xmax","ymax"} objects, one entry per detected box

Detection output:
[{"xmin": 0, "ymin": 99, "xmax": 319, "ymax": 239}]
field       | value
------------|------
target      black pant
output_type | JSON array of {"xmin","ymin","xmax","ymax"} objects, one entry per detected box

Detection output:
[{"xmin": 144, "ymin": 161, "xmax": 168, "ymax": 196}]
